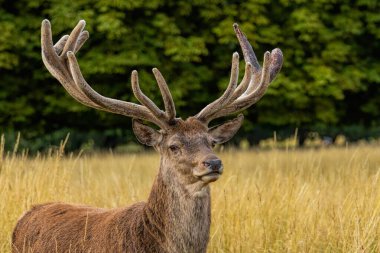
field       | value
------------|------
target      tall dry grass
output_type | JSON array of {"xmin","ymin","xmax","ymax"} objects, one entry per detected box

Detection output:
[{"xmin": 1, "ymin": 137, "xmax": 380, "ymax": 252}]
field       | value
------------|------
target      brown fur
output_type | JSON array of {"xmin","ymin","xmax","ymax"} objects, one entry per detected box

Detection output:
[{"xmin": 12, "ymin": 118, "xmax": 243, "ymax": 253}]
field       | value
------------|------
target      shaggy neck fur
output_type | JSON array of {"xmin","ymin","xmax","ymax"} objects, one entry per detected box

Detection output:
[
  {"xmin": 143, "ymin": 158, "xmax": 211, "ymax": 253},
  {"xmin": 12, "ymin": 157, "xmax": 211, "ymax": 253}
]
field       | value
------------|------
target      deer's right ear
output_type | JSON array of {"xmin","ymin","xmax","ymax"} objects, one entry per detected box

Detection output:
[{"xmin": 132, "ymin": 119, "xmax": 162, "ymax": 146}]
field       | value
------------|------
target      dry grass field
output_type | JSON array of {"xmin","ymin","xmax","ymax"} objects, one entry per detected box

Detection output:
[{"xmin": 1, "ymin": 137, "xmax": 380, "ymax": 252}]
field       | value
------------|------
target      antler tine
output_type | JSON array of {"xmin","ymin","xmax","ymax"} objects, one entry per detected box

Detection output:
[
  {"xmin": 196, "ymin": 52, "xmax": 240, "ymax": 122},
  {"xmin": 237, "ymin": 51, "xmax": 272, "ymax": 104},
  {"xmin": 41, "ymin": 20, "xmax": 55, "ymax": 54},
  {"xmin": 131, "ymin": 70, "xmax": 167, "ymax": 123},
  {"xmin": 233, "ymin": 23, "xmax": 260, "ymax": 73},
  {"xmin": 228, "ymin": 62, "xmax": 253, "ymax": 102},
  {"xmin": 54, "ymin": 35, "xmax": 69, "ymax": 55},
  {"xmin": 152, "ymin": 68, "xmax": 176, "ymax": 122},
  {"xmin": 60, "ymin": 20, "xmax": 86, "ymax": 57},
  {"xmin": 74, "ymin": 30, "xmax": 89, "ymax": 53},
  {"xmin": 232, "ymin": 23, "xmax": 263, "ymax": 96},
  {"xmin": 268, "ymin": 48, "xmax": 283, "ymax": 82}
]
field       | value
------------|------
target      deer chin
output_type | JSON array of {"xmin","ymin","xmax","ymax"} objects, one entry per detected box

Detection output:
[
  {"xmin": 193, "ymin": 169, "xmax": 223, "ymax": 183},
  {"xmin": 200, "ymin": 172, "xmax": 221, "ymax": 183}
]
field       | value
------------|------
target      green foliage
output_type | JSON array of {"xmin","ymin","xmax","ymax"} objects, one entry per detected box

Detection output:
[{"xmin": 0, "ymin": 0, "xmax": 379, "ymax": 150}]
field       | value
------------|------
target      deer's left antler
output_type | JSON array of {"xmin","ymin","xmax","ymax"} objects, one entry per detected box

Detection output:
[{"xmin": 195, "ymin": 23, "xmax": 283, "ymax": 124}]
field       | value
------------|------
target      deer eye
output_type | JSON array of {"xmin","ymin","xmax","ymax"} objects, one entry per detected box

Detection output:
[
  {"xmin": 211, "ymin": 140, "xmax": 217, "ymax": 148},
  {"xmin": 169, "ymin": 144, "xmax": 180, "ymax": 152}
]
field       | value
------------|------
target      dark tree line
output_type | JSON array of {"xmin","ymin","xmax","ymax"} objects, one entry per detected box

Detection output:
[{"xmin": 0, "ymin": 0, "xmax": 379, "ymax": 151}]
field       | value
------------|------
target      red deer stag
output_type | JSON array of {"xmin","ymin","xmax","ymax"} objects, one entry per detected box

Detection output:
[{"xmin": 12, "ymin": 20, "xmax": 283, "ymax": 253}]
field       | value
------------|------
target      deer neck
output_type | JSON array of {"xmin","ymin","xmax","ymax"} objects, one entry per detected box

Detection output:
[{"xmin": 144, "ymin": 159, "xmax": 211, "ymax": 253}]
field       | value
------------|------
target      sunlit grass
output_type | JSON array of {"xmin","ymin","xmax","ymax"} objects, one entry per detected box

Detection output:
[{"xmin": 1, "ymin": 138, "xmax": 380, "ymax": 252}]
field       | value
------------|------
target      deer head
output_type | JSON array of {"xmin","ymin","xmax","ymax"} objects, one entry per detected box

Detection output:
[{"xmin": 41, "ymin": 20, "xmax": 283, "ymax": 194}]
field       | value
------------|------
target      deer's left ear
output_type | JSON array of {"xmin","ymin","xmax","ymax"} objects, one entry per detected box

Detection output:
[
  {"xmin": 132, "ymin": 119, "xmax": 162, "ymax": 146},
  {"xmin": 208, "ymin": 114, "xmax": 244, "ymax": 144}
]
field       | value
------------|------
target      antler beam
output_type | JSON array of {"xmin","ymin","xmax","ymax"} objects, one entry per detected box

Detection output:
[
  {"xmin": 196, "ymin": 23, "xmax": 283, "ymax": 124},
  {"xmin": 41, "ymin": 19, "xmax": 176, "ymax": 129}
]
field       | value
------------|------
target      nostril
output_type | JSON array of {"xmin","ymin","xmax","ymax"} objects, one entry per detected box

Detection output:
[
  {"xmin": 203, "ymin": 159, "xmax": 222, "ymax": 171},
  {"xmin": 212, "ymin": 159, "xmax": 222, "ymax": 169},
  {"xmin": 202, "ymin": 161, "xmax": 211, "ymax": 167}
]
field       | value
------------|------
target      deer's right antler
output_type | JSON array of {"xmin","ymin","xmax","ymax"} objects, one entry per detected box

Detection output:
[{"xmin": 41, "ymin": 20, "xmax": 175, "ymax": 129}]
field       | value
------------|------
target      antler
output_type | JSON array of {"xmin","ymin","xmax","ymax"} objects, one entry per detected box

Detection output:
[
  {"xmin": 196, "ymin": 23, "xmax": 283, "ymax": 124},
  {"xmin": 41, "ymin": 19, "xmax": 176, "ymax": 129}
]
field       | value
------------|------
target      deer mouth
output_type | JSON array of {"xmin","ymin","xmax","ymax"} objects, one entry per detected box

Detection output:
[{"xmin": 198, "ymin": 170, "xmax": 223, "ymax": 183}]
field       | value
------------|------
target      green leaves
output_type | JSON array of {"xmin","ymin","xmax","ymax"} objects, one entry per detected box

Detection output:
[{"xmin": 0, "ymin": 0, "xmax": 379, "ymax": 149}]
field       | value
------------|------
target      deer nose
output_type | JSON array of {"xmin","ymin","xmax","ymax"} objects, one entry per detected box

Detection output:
[{"xmin": 202, "ymin": 159, "xmax": 223, "ymax": 172}]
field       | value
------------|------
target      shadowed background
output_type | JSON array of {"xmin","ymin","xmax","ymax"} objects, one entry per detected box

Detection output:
[{"xmin": 0, "ymin": 0, "xmax": 379, "ymax": 151}]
